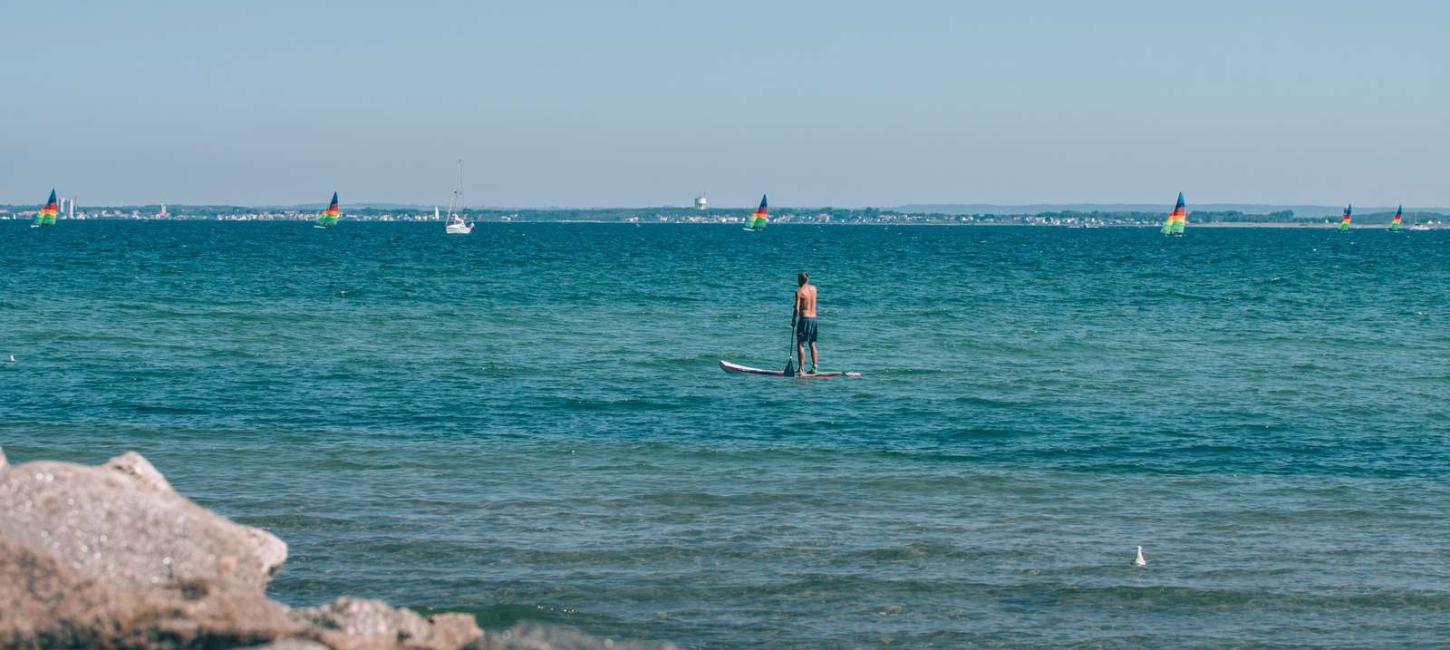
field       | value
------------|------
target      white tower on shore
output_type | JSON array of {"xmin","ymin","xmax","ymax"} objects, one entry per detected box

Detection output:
[{"xmin": 694, "ymin": 192, "xmax": 708, "ymax": 210}]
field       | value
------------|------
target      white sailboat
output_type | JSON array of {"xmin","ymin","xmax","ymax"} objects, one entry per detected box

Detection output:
[{"xmin": 444, "ymin": 160, "xmax": 474, "ymax": 235}]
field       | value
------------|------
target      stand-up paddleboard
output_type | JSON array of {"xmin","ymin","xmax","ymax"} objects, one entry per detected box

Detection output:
[{"xmin": 720, "ymin": 360, "xmax": 860, "ymax": 378}]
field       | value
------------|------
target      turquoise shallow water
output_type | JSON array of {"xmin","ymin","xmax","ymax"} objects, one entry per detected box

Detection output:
[{"xmin": 3, "ymin": 222, "xmax": 1449, "ymax": 647}]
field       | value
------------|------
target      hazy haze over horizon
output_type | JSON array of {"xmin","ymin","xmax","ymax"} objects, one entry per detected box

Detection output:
[{"xmin": 3, "ymin": 0, "xmax": 1446, "ymax": 207}]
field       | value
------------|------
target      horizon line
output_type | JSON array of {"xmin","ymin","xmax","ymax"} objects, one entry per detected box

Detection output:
[{"xmin": 1, "ymin": 200, "xmax": 1442, "ymax": 213}]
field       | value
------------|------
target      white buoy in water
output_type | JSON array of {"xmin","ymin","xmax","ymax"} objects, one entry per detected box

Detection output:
[
  {"xmin": 1134, "ymin": 546, "xmax": 1147, "ymax": 567},
  {"xmin": 6, "ymin": 354, "xmax": 14, "ymax": 363}
]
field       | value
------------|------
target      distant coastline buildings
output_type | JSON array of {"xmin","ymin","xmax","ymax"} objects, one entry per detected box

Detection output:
[{"xmin": 0, "ymin": 200, "xmax": 1443, "ymax": 228}]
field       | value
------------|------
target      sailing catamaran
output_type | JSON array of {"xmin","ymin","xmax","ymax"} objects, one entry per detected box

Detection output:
[
  {"xmin": 31, "ymin": 190, "xmax": 58, "ymax": 228},
  {"xmin": 1339, "ymin": 205, "xmax": 1352, "ymax": 231},
  {"xmin": 444, "ymin": 160, "xmax": 474, "ymax": 235},
  {"xmin": 1390, "ymin": 205, "xmax": 1402, "ymax": 232},
  {"xmin": 1160, "ymin": 192, "xmax": 1186, "ymax": 236},
  {"xmin": 315, "ymin": 192, "xmax": 340, "ymax": 229},
  {"xmin": 743, "ymin": 194, "xmax": 768, "ymax": 231}
]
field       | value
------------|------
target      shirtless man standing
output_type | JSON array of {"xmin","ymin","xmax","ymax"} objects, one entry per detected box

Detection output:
[{"xmin": 794, "ymin": 272, "xmax": 819, "ymax": 374}]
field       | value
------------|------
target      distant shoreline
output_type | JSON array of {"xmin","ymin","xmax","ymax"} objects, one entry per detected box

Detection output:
[{"xmin": 1, "ymin": 217, "xmax": 1439, "ymax": 230}]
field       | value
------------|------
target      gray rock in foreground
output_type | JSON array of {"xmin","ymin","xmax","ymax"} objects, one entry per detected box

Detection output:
[
  {"xmin": 0, "ymin": 449, "xmax": 677, "ymax": 650},
  {"xmin": 1, "ymin": 451, "xmax": 286, "ymax": 595}
]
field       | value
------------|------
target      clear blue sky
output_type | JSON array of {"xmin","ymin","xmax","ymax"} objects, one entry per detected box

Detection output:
[{"xmin": 3, "ymin": 0, "xmax": 1446, "ymax": 207}]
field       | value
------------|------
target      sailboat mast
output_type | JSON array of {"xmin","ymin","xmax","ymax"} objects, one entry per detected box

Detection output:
[
  {"xmin": 450, "ymin": 159, "xmax": 464, "ymax": 220},
  {"xmin": 445, "ymin": 160, "xmax": 458, "ymax": 220}
]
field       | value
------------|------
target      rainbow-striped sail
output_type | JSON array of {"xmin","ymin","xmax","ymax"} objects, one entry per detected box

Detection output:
[
  {"xmin": 1390, "ymin": 205, "xmax": 1402, "ymax": 232},
  {"xmin": 1160, "ymin": 192, "xmax": 1186, "ymax": 236},
  {"xmin": 316, "ymin": 192, "xmax": 340, "ymax": 229},
  {"xmin": 32, "ymin": 189, "xmax": 58, "ymax": 228},
  {"xmin": 744, "ymin": 194, "xmax": 768, "ymax": 231},
  {"xmin": 1339, "ymin": 204, "xmax": 1352, "ymax": 231}
]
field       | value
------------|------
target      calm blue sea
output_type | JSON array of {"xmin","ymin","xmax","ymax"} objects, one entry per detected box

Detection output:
[{"xmin": 3, "ymin": 222, "xmax": 1448, "ymax": 647}]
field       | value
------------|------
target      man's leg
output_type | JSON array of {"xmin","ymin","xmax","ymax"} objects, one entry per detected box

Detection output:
[
  {"xmin": 809, "ymin": 342, "xmax": 818, "ymax": 372},
  {"xmin": 797, "ymin": 342, "xmax": 806, "ymax": 371}
]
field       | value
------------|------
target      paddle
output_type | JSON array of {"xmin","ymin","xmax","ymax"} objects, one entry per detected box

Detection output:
[{"xmin": 784, "ymin": 309, "xmax": 798, "ymax": 377}]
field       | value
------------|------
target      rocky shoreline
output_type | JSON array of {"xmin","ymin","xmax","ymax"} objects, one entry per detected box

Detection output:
[{"xmin": 0, "ymin": 448, "xmax": 675, "ymax": 650}]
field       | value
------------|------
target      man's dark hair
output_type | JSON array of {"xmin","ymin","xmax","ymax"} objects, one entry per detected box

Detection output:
[{"xmin": 798, "ymin": 272, "xmax": 809, "ymax": 286}]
